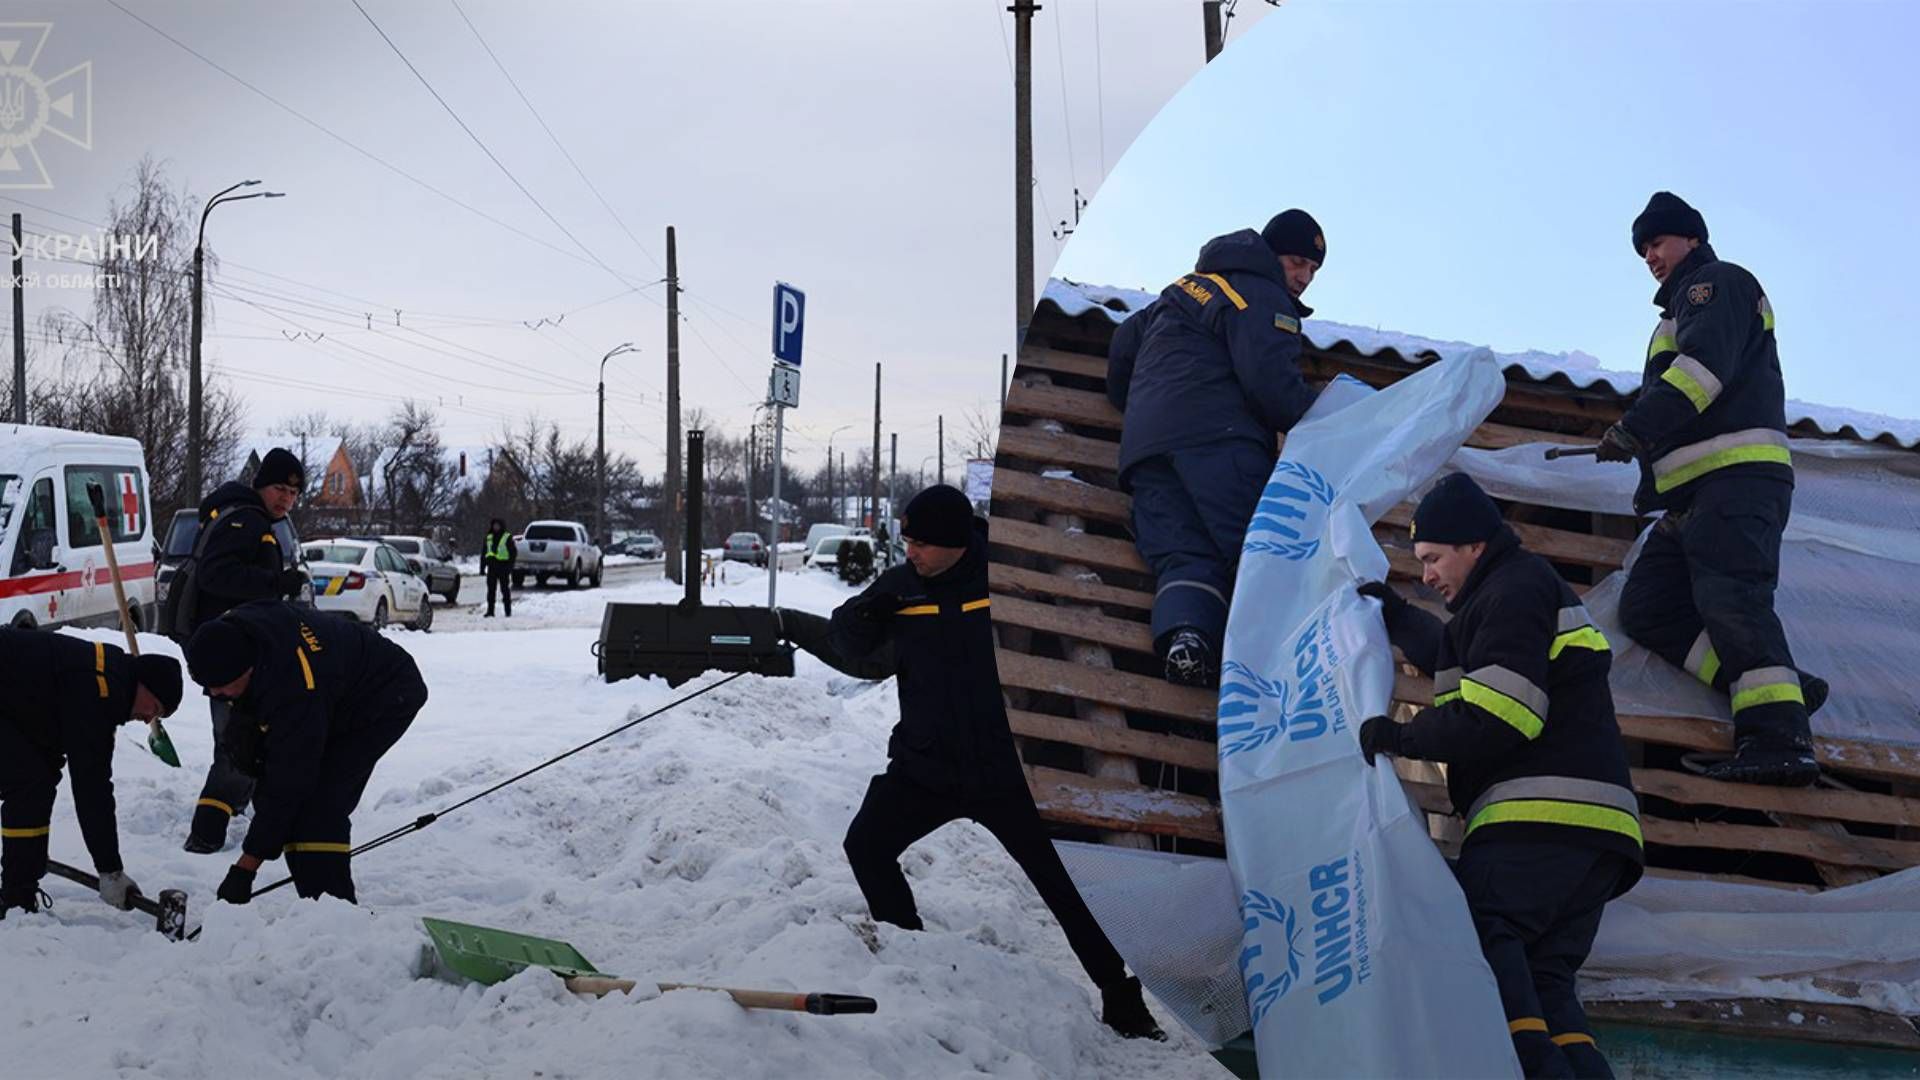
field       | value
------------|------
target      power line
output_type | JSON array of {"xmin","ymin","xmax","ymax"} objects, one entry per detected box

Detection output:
[
  {"xmin": 349, "ymin": 0, "xmax": 640, "ymax": 294},
  {"xmin": 1051, "ymin": 0, "xmax": 1080, "ymax": 196},
  {"xmin": 1093, "ymin": 0, "xmax": 1108, "ymax": 176},
  {"xmin": 102, "ymin": 0, "xmax": 645, "ymax": 280},
  {"xmin": 448, "ymin": 0, "xmax": 663, "ymax": 275}
]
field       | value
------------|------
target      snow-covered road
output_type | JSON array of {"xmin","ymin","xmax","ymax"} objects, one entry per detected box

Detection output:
[{"xmin": 1, "ymin": 569, "xmax": 1217, "ymax": 1078}]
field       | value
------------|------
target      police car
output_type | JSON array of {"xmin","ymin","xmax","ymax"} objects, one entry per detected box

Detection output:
[
  {"xmin": 1, "ymin": 425, "xmax": 157, "ymax": 630},
  {"xmin": 300, "ymin": 538, "xmax": 435, "ymax": 630}
]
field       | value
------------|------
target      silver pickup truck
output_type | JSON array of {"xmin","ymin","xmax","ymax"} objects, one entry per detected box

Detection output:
[{"xmin": 513, "ymin": 520, "xmax": 603, "ymax": 588}]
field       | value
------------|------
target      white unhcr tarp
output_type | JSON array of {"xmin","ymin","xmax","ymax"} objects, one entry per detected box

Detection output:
[{"xmin": 1218, "ymin": 354, "xmax": 1518, "ymax": 1078}]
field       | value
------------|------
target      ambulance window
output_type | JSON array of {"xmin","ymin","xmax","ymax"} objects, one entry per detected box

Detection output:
[
  {"xmin": 0, "ymin": 474, "xmax": 18, "ymax": 532},
  {"xmin": 63, "ymin": 466, "xmax": 148, "ymax": 547},
  {"xmin": 8, "ymin": 478, "xmax": 56, "ymax": 575}
]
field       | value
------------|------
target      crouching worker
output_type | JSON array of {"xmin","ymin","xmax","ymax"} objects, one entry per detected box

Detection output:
[
  {"xmin": 184, "ymin": 601, "xmax": 426, "ymax": 905},
  {"xmin": 829, "ymin": 485, "xmax": 1164, "ymax": 1041},
  {"xmin": 1355, "ymin": 474, "xmax": 1643, "ymax": 1079},
  {"xmin": 0, "ymin": 628, "xmax": 182, "ymax": 917}
]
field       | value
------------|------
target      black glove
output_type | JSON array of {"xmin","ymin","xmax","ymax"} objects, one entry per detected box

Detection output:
[
  {"xmin": 1356, "ymin": 581, "xmax": 1406, "ymax": 619},
  {"xmin": 277, "ymin": 567, "xmax": 308, "ymax": 597},
  {"xmin": 1357, "ymin": 716, "xmax": 1403, "ymax": 766},
  {"xmin": 854, "ymin": 589, "xmax": 901, "ymax": 622},
  {"xmin": 217, "ymin": 865, "xmax": 256, "ymax": 905},
  {"xmin": 1594, "ymin": 424, "xmax": 1642, "ymax": 464}
]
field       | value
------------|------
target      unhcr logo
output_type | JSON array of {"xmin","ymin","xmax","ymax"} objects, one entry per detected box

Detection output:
[
  {"xmin": 0, "ymin": 23, "xmax": 92, "ymax": 190},
  {"xmin": 1239, "ymin": 855, "xmax": 1371, "ymax": 1024},
  {"xmin": 1244, "ymin": 461, "xmax": 1335, "ymax": 561},
  {"xmin": 1236, "ymin": 889, "xmax": 1302, "ymax": 1025},
  {"xmin": 1217, "ymin": 610, "xmax": 1350, "ymax": 758}
]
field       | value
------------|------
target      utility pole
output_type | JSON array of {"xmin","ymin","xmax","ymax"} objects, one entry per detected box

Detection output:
[
  {"xmin": 664, "ymin": 226, "xmax": 682, "ymax": 584},
  {"xmin": 869, "ymin": 362, "xmax": 882, "ymax": 529},
  {"xmin": 1203, "ymin": 0, "xmax": 1225, "ymax": 61},
  {"xmin": 10, "ymin": 213, "xmax": 23, "ymax": 425},
  {"xmin": 747, "ymin": 420, "xmax": 756, "ymax": 542},
  {"xmin": 188, "ymin": 180, "xmax": 282, "ymax": 504},
  {"xmin": 938, "ymin": 414, "xmax": 945, "ymax": 485},
  {"xmin": 1000, "ymin": 353, "xmax": 1008, "ymax": 415},
  {"xmin": 1011, "ymin": 0, "xmax": 1040, "ymax": 346},
  {"xmin": 596, "ymin": 342, "xmax": 636, "ymax": 546},
  {"xmin": 888, "ymin": 432, "xmax": 898, "ymax": 567}
]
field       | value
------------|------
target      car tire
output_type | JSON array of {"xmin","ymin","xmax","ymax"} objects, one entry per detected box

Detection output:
[
  {"xmin": 567, "ymin": 563, "xmax": 581, "ymax": 588},
  {"xmin": 442, "ymin": 575, "xmax": 460, "ymax": 604},
  {"xmin": 513, "ymin": 571, "xmax": 525, "ymax": 588},
  {"xmin": 372, "ymin": 598, "xmax": 389, "ymax": 629},
  {"xmin": 590, "ymin": 562, "xmax": 602, "ymax": 588},
  {"xmin": 411, "ymin": 597, "xmax": 434, "ymax": 631},
  {"xmin": 536, "ymin": 573, "xmax": 549, "ymax": 587}
]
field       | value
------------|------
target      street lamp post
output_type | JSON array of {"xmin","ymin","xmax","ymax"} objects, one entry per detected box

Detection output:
[
  {"xmin": 188, "ymin": 180, "xmax": 283, "ymax": 504},
  {"xmin": 825, "ymin": 423, "xmax": 854, "ymax": 525},
  {"xmin": 597, "ymin": 342, "xmax": 639, "ymax": 545}
]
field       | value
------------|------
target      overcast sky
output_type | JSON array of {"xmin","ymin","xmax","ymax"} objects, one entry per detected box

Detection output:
[
  {"xmin": 4, "ymin": 0, "xmax": 1269, "ymax": 476},
  {"xmin": 1057, "ymin": 0, "xmax": 1920, "ymax": 425}
]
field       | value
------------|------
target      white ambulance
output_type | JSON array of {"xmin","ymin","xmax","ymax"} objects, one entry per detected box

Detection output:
[{"xmin": 0, "ymin": 424, "xmax": 158, "ymax": 629}]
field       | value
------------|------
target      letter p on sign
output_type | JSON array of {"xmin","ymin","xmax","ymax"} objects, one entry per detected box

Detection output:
[{"xmin": 772, "ymin": 282, "xmax": 806, "ymax": 367}]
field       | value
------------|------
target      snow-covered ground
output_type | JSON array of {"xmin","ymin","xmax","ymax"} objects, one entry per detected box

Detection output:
[{"xmin": 2, "ymin": 571, "xmax": 1215, "ymax": 1078}]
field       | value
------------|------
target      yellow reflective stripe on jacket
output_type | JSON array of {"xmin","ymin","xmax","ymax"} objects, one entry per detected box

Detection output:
[
  {"xmin": 197, "ymin": 798, "xmax": 235, "ymax": 816},
  {"xmin": 486, "ymin": 535, "xmax": 511, "ymax": 560},
  {"xmin": 1660, "ymin": 354, "xmax": 1723, "ymax": 413},
  {"xmin": 1432, "ymin": 666, "xmax": 1463, "ymax": 707},
  {"xmin": 0, "ymin": 825, "xmax": 51, "ymax": 838},
  {"xmin": 261, "ymin": 533, "xmax": 278, "ymax": 544},
  {"xmin": 284, "ymin": 842, "xmax": 350, "ymax": 854},
  {"xmin": 1759, "ymin": 295, "xmax": 1775, "ymax": 332},
  {"xmin": 1194, "ymin": 273, "xmax": 1248, "ymax": 311},
  {"xmin": 93, "ymin": 641, "xmax": 110, "ymax": 698},
  {"xmin": 1647, "ymin": 318, "xmax": 1678, "ymax": 360},
  {"xmin": 1549, "ymin": 626, "xmax": 1610, "ymax": 659},
  {"xmin": 961, "ymin": 598, "xmax": 991, "ymax": 613},
  {"xmin": 1460, "ymin": 680, "xmax": 1545, "ymax": 739},
  {"xmin": 1509, "ymin": 1018, "xmax": 1549, "ymax": 1035},
  {"xmin": 1553, "ymin": 1033, "xmax": 1597, "ymax": 1048},
  {"xmin": 1651, "ymin": 428, "xmax": 1792, "ymax": 493},
  {"xmin": 1731, "ymin": 666, "xmax": 1804, "ymax": 713},
  {"xmin": 295, "ymin": 648, "xmax": 316, "ymax": 690},
  {"xmin": 1467, "ymin": 799, "xmax": 1644, "ymax": 846},
  {"xmin": 895, "ymin": 604, "xmax": 939, "ymax": 616}
]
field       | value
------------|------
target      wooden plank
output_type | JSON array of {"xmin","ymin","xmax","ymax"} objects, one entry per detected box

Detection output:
[
  {"xmin": 987, "ymin": 515, "xmax": 1147, "ymax": 576},
  {"xmin": 1378, "ymin": 503, "xmax": 1631, "ymax": 570},
  {"xmin": 1641, "ymin": 816, "xmax": 1920, "ymax": 872},
  {"xmin": 988, "ymin": 562, "xmax": 1152, "ymax": 612},
  {"xmin": 1018, "ymin": 346, "xmax": 1109, "ymax": 381},
  {"xmin": 1004, "ymin": 380, "xmax": 1121, "ymax": 431},
  {"xmin": 1631, "ymin": 768, "xmax": 1920, "ymax": 831},
  {"xmin": 991, "ymin": 467, "xmax": 1132, "ymax": 525},
  {"xmin": 1468, "ymin": 420, "xmax": 1592, "ymax": 451},
  {"xmin": 1010, "ymin": 709, "xmax": 1218, "ymax": 772},
  {"xmin": 1026, "ymin": 764, "xmax": 1224, "ymax": 844},
  {"xmin": 995, "ymin": 424, "xmax": 1120, "ymax": 473},
  {"xmin": 997, "ymin": 648, "xmax": 1215, "ymax": 725},
  {"xmin": 1612, "ymin": 713, "xmax": 1920, "ymax": 787},
  {"xmin": 1584, "ymin": 998, "xmax": 1920, "ymax": 1052},
  {"xmin": 990, "ymin": 593, "xmax": 1155, "ymax": 657}
]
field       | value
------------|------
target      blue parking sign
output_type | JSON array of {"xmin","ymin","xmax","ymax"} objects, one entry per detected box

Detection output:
[{"xmin": 772, "ymin": 282, "xmax": 805, "ymax": 366}]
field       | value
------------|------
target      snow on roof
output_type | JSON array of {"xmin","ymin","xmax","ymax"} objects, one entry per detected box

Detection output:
[
  {"xmin": 1040, "ymin": 278, "xmax": 1920, "ymax": 450},
  {"xmin": 238, "ymin": 433, "xmax": 346, "ymax": 472},
  {"xmin": 0, "ymin": 423, "xmax": 143, "ymax": 458}
]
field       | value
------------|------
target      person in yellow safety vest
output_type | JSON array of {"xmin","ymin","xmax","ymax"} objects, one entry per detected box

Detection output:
[{"xmin": 482, "ymin": 519, "xmax": 516, "ymax": 618}]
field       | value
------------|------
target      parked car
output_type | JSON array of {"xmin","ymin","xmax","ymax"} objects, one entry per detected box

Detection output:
[
  {"xmin": 722, "ymin": 531, "xmax": 768, "ymax": 567},
  {"xmin": 154, "ymin": 508, "xmax": 315, "ymax": 630},
  {"xmin": 807, "ymin": 534, "xmax": 876, "ymax": 576},
  {"xmin": 2, "ymin": 425, "xmax": 158, "ymax": 630},
  {"xmin": 301, "ymin": 538, "xmax": 434, "ymax": 630},
  {"xmin": 624, "ymin": 532, "xmax": 664, "ymax": 560},
  {"xmin": 513, "ymin": 520, "xmax": 602, "ymax": 589},
  {"xmin": 800, "ymin": 523, "xmax": 852, "ymax": 566},
  {"xmin": 379, "ymin": 534, "xmax": 461, "ymax": 603}
]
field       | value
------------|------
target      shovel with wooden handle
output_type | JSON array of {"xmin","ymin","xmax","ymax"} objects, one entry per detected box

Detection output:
[
  {"xmin": 420, "ymin": 917, "xmax": 877, "ymax": 1015},
  {"xmin": 85, "ymin": 482, "xmax": 178, "ymax": 767}
]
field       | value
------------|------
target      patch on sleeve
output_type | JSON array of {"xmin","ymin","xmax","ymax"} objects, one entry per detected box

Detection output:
[
  {"xmin": 1274, "ymin": 313, "xmax": 1301, "ymax": 334},
  {"xmin": 1687, "ymin": 282, "xmax": 1714, "ymax": 307}
]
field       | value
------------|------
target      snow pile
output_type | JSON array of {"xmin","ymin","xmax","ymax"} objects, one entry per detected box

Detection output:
[{"xmin": 1, "ymin": 577, "xmax": 1214, "ymax": 1078}]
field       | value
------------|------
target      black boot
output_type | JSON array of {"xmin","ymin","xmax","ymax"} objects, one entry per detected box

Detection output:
[
  {"xmin": 1164, "ymin": 629, "xmax": 1217, "ymax": 688},
  {"xmin": 1800, "ymin": 671, "xmax": 1829, "ymax": 716},
  {"xmin": 1704, "ymin": 739, "xmax": 1820, "ymax": 787},
  {"xmin": 1100, "ymin": 977, "xmax": 1167, "ymax": 1041},
  {"xmin": 0, "ymin": 885, "xmax": 49, "ymax": 918}
]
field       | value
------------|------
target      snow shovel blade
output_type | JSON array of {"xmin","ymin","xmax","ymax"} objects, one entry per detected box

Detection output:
[
  {"xmin": 147, "ymin": 720, "xmax": 181, "ymax": 767},
  {"xmin": 420, "ymin": 917, "xmax": 603, "ymax": 986}
]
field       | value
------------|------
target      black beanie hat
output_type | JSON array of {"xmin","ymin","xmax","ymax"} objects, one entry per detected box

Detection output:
[
  {"xmin": 1410, "ymin": 473, "xmax": 1504, "ymax": 546},
  {"xmin": 185, "ymin": 618, "xmax": 259, "ymax": 690},
  {"xmin": 252, "ymin": 447, "xmax": 304, "ymax": 491},
  {"xmin": 1631, "ymin": 191, "xmax": 1708, "ymax": 256},
  {"xmin": 1261, "ymin": 208, "xmax": 1326, "ymax": 266},
  {"xmin": 133, "ymin": 654, "xmax": 184, "ymax": 716},
  {"xmin": 900, "ymin": 484, "xmax": 976, "ymax": 548}
]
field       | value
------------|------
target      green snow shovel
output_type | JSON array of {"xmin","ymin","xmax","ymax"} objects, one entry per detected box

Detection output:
[
  {"xmin": 85, "ymin": 481, "xmax": 180, "ymax": 769},
  {"xmin": 419, "ymin": 917, "xmax": 877, "ymax": 1015}
]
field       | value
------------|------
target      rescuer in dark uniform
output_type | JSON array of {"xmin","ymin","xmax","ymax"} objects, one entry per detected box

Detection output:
[
  {"xmin": 829, "ymin": 484, "xmax": 1164, "ymax": 1041},
  {"xmin": 1107, "ymin": 210, "xmax": 1324, "ymax": 687},
  {"xmin": 482, "ymin": 518, "xmax": 515, "ymax": 618},
  {"xmin": 184, "ymin": 601, "xmax": 426, "ymax": 906},
  {"xmin": 0, "ymin": 630, "xmax": 182, "ymax": 917},
  {"xmin": 1598, "ymin": 192, "xmax": 1824, "ymax": 787},
  {"xmin": 1357, "ymin": 474, "xmax": 1643, "ymax": 1079}
]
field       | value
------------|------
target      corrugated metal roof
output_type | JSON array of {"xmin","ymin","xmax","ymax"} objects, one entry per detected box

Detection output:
[{"xmin": 1039, "ymin": 278, "xmax": 1920, "ymax": 450}]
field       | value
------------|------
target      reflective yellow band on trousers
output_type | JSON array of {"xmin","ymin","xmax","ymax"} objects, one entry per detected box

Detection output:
[
  {"xmin": 1, "ymin": 826, "xmax": 51, "ymax": 838},
  {"xmin": 284, "ymin": 842, "xmax": 351, "ymax": 854},
  {"xmin": 1467, "ymin": 799, "xmax": 1644, "ymax": 846},
  {"xmin": 1509, "ymin": 1018, "xmax": 1548, "ymax": 1035},
  {"xmin": 1553, "ymin": 1033, "xmax": 1597, "ymax": 1047},
  {"xmin": 198, "ymin": 798, "xmax": 235, "ymax": 816},
  {"xmin": 1684, "ymin": 631, "xmax": 1722, "ymax": 687},
  {"xmin": 1731, "ymin": 665, "xmax": 1805, "ymax": 713}
]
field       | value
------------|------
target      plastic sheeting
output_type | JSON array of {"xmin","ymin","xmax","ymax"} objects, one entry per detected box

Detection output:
[
  {"xmin": 1212, "ymin": 356, "xmax": 1518, "ymax": 1078},
  {"xmin": 1445, "ymin": 440, "xmax": 1920, "ymax": 749}
]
